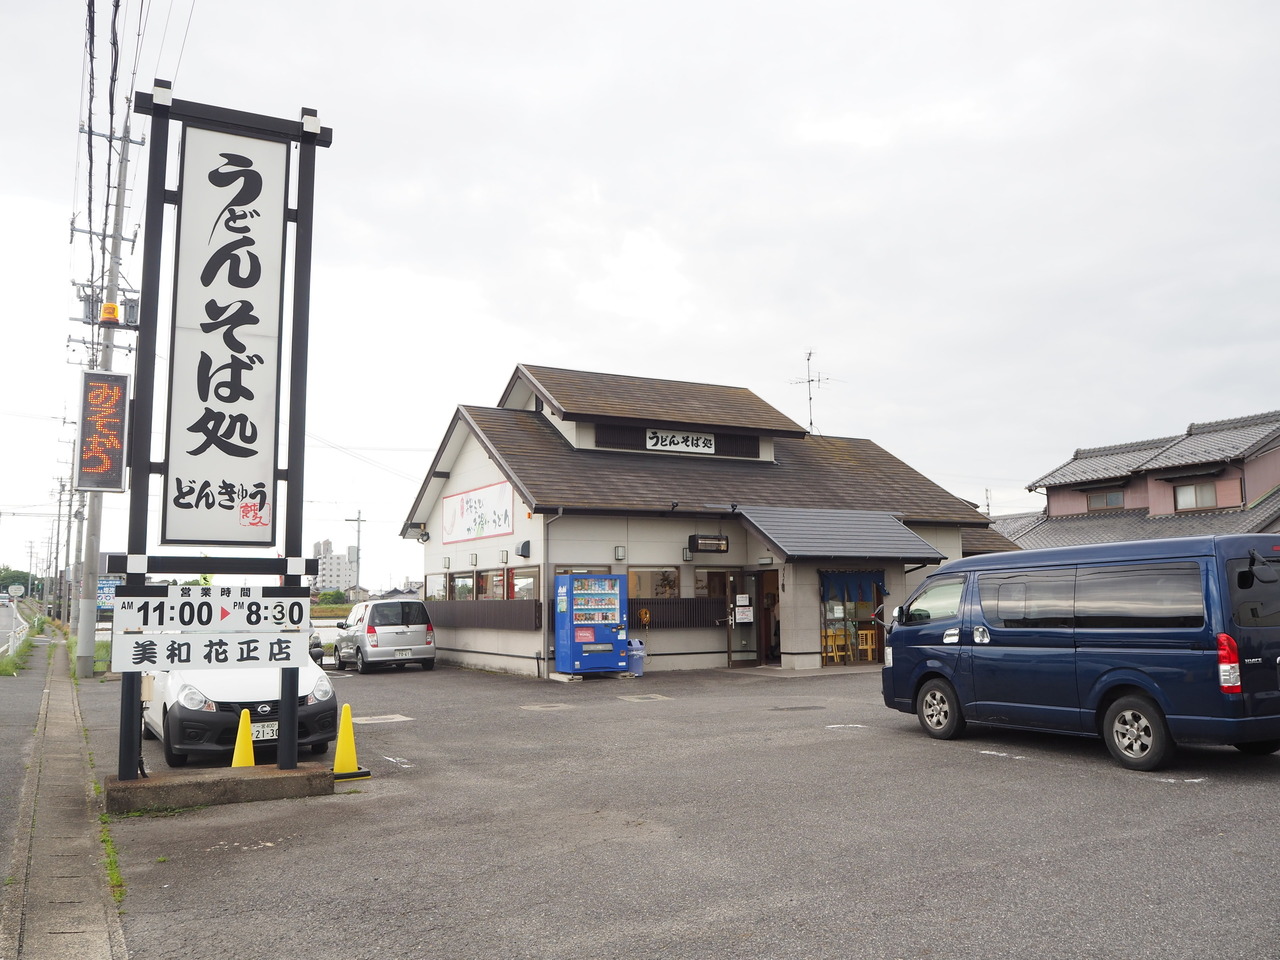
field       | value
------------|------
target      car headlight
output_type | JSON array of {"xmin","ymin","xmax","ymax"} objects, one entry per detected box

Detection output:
[
  {"xmin": 308, "ymin": 673, "xmax": 334, "ymax": 704},
  {"xmin": 176, "ymin": 683, "xmax": 215, "ymax": 712}
]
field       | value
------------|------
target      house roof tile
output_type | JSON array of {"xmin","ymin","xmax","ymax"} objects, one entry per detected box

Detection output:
[
  {"xmin": 734, "ymin": 506, "xmax": 946, "ymax": 562},
  {"xmin": 997, "ymin": 487, "xmax": 1280, "ymax": 550},
  {"xmin": 460, "ymin": 405, "xmax": 989, "ymax": 526},
  {"xmin": 511, "ymin": 364, "xmax": 808, "ymax": 436}
]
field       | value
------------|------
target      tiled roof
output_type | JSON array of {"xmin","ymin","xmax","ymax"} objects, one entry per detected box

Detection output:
[
  {"xmin": 1141, "ymin": 410, "xmax": 1280, "ymax": 470},
  {"xmin": 960, "ymin": 525, "xmax": 1021, "ymax": 555},
  {"xmin": 734, "ymin": 506, "xmax": 946, "ymax": 562},
  {"xmin": 512, "ymin": 364, "xmax": 808, "ymax": 436},
  {"xmin": 1030, "ymin": 410, "xmax": 1280, "ymax": 490},
  {"xmin": 459, "ymin": 406, "xmax": 990, "ymax": 525},
  {"xmin": 1029, "ymin": 438, "xmax": 1177, "ymax": 488},
  {"xmin": 998, "ymin": 487, "xmax": 1280, "ymax": 550}
]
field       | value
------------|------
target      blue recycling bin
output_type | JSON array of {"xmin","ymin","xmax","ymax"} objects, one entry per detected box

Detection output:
[{"xmin": 626, "ymin": 638, "xmax": 646, "ymax": 676}]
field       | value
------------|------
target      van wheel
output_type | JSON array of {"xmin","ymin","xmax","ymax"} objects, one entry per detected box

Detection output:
[
  {"xmin": 311, "ymin": 741, "xmax": 330, "ymax": 756},
  {"xmin": 1233, "ymin": 739, "xmax": 1280, "ymax": 756},
  {"xmin": 917, "ymin": 678, "xmax": 966, "ymax": 740},
  {"xmin": 332, "ymin": 648, "xmax": 345, "ymax": 671},
  {"xmin": 355, "ymin": 649, "xmax": 371, "ymax": 675},
  {"xmin": 1103, "ymin": 695, "xmax": 1173, "ymax": 771},
  {"xmin": 422, "ymin": 660, "xmax": 435, "ymax": 671}
]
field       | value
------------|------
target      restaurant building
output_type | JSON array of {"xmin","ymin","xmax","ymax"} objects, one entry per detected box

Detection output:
[{"xmin": 400, "ymin": 364, "xmax": 1012, "ymax": 676}]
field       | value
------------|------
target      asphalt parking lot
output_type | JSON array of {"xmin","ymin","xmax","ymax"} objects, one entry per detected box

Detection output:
[{"xmin": 77, "ymin": 661, "xmax": 1280, "ymax": 960}]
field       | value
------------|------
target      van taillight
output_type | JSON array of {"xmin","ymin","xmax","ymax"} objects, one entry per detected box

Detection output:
[
  {"xmin": 425, "ymin": 623, "xmax": 434, "ymax": 646},
  {"xmin": 366, "ymin": 622, "xmax": 378, "ymax": 648},
  {"xmin": 1218, "ymin": 633, "xmax": 1241, "ymax": 693}
]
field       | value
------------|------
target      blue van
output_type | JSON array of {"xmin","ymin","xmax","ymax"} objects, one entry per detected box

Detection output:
[{"xmin": 881, "ymin": 535, "xmax": 1280, "ymax": 770}]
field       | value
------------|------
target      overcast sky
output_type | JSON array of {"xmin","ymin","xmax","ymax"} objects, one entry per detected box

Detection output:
[{"xmin": 2, "ymin": 2, "xmax": 1277, "ymax": 590}]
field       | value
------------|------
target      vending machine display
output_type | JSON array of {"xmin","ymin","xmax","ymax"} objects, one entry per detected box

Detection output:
[{"xmin": 554, "ymin": 575, "xmax": 629, "ymax": 673}]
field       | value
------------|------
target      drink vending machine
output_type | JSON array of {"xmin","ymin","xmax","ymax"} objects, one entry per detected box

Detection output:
[{"xmin": 554, "ymin": 575, "xmax": 629, "ymax": 673}]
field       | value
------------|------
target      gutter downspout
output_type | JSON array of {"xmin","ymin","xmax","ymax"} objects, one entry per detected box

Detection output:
[{"xmin": 541, "ymin": 508, "xmax": 565, "ymax": 678}]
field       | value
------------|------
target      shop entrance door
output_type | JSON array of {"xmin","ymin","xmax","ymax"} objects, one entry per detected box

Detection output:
[
  {"xmin": 757, "ymin": 570, "xmax": 780, "ymax": 664},
  {"xmin": 726, "ymin": 571, "xmax": 759, "ymax": 666}
]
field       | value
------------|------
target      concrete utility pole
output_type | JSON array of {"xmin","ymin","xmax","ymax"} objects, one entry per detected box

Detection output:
[
  {"xmin": 75, "ymin": 110, "xmax": 137, "ymax": 678},
  {"xmin": 346, "ymin": 511, "xmax": 363, "ymax": 599}
]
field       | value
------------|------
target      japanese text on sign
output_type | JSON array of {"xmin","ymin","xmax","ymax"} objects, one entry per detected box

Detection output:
[
  {"xmin": 110, "ymin": 585, "xmax": 310, "ymax": 672},
  {"xmin": 646, "ymin": 428, "xmax": 715, "ymax": 454},
  {"xmin": 163, "ymin": 126, "xmax": 287, "ymax": 545},
  {"xmin": 75, "ymin": 371, "xmax": 130, "ymax": 492}
]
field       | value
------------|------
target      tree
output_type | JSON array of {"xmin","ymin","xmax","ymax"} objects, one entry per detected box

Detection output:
[
  {"xmin": 318, "ymin": 590, "xmax": 347, "ymax": 605},
  {"xmin": 0, "ymin": 566, "xmax": 33, "ymax": 593}
]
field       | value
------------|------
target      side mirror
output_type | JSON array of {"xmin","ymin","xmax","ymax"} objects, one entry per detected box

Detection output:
[{"xmin": 336, "ymin": 622, "xmax": 346, "ymax": 630}]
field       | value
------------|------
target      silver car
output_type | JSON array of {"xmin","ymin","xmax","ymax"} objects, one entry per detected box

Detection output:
[{"xmin": 333, "ymin": 599, "xmax": 436, "ymax": 673}]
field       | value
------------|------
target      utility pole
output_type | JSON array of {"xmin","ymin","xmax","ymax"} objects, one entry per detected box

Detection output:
[
  {"xmin": 346, "ymin": 510, "xmax": 363, "ymax": 600},
  {"xmin": 69, "ymin": 491, "xmax": 85, "ymax": 634},
  {"xmin": 76, "ymin": 109, "xmax": 139, "ymax": 678}
]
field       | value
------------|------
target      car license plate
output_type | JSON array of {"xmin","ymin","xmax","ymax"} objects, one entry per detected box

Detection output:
[
  {"xmin": 251, "ymin": 722, "xmax": 278, "ymax": 741},
  {"xmin": 394, "ymin": 649, "xmax": 411, "ymax": 658}
]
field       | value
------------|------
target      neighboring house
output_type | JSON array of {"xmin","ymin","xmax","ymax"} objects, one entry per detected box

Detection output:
[
  {"xmin": 400, "ymin": 363, "xmax": 1011, "ymax": 676},
  {"xmin": 375, "ymin": 586, "xmax": 423, "ymax": 600},
  {"xmin": 993, "ymin": 410, "xmax": 1280, "ymax": 549}
]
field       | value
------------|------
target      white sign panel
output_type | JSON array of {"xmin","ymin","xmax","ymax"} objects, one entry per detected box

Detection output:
[
  {"xmin": 646, "ymin": 428, "xmax": 715, "ymax": 454},
  {"xmin": 162, "ymin": 125, "xmax": 289, "ymax": 545},
  {"xmin": 442, "ymin": 481, "xmax": 514, "ymax": 543},
  {"xmin": 110, "ymin": 585, "xmax": 309, "ymax": 671}
]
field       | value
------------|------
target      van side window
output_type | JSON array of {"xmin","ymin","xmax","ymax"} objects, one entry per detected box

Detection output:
[
  {"xmin": 1075, "ymin": 562, "xmax": 1204, "ymax": 629},
  {"xmin": 977, "ymin": 569, "xmax": 1074, "ymax": 628},
  {"xmin": 1227, "ymin": 558, "xmax": 1280, "ymax": 627},
  {"xmin": 903, "ymin": 577, "xmax": 965, "ymax": 624}
]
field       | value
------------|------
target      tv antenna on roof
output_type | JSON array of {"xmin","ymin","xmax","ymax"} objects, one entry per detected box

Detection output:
[{"xmin": 790, "ymin": 351, "xmax": 827, "ymax": 434}]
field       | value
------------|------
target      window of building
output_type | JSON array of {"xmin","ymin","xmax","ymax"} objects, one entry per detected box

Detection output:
[
  {"xmin": 448, "ymin": 572, "xmax": 474, "ymax": 600},
  {"xmin": 628, "ymin": 567, "xmax": 680, "ymax": 598},
  {"xmin": 424, "ymin": 574, "xmax": 446, "ymax": 601},
  {"xmin": 476, "ymin": 569, "xmax": 506, "ymax": 600},
  {"xmin": 509, "ymin": 567, "xmax": 539, "ymax": 600},
  {"xmin": 1174, "ymin": 482, "xmax": 1217, "ymax": 511},
  {"xmin": 694, "ymin": 568, "xmax": 741, "ymax": 598},
  {"xmin": 1086, "ymin": 490, "xmax": 1124, "ymax": 511},
  {"xmin": 554, "ymin": 566, "xmax": 611, "ymax": 576}
]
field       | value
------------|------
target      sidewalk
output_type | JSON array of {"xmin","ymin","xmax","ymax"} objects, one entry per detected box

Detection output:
[{"xmin": 0, "ymin": 639, "xmax": 125, "ymax": 960}]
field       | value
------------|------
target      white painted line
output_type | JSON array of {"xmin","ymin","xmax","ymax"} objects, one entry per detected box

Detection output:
[
  {"xmin": 520, "ymin": 703, "xmax": 572, "ymax": 711},
  {"xmin": 352, "ymin": 714, "xmax": 414, "ymax": 724}
]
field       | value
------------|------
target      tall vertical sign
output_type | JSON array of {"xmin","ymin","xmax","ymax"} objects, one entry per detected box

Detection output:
[
  {"xmin": 112, "ymin": 82, "xmax": 331, "ymax": 782},
  {"xmin": 162, "ymin": 127, "xmax": 289, "ymax": 544}
]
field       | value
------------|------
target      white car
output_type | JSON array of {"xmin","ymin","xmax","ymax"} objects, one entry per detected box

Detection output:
[{"xmin": 142, "ymin": 659, "xmax": 337, "ymax": 767}]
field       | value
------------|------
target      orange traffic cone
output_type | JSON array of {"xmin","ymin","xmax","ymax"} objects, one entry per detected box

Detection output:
[
  {"xmin": 332, "ymin": 703, "xmax": 370, "ymax": 781},
  {"xmin": 231, "ymin": 709, "xmax": 256, "ymax": 767}
]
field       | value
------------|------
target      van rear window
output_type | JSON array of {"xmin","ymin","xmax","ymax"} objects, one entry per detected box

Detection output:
[
  {"xmin": 1075, "ymin": 562, "xmax": 1204, "ymax": 629},
  {"xmin": 1227, "ymin": 558, "xmax": 1280, "ymax": 627}
]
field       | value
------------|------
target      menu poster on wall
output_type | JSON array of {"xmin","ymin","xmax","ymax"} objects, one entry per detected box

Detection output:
[{"xmin": 442, "ymin": 481, "xmax": 514, "ymax": 543}]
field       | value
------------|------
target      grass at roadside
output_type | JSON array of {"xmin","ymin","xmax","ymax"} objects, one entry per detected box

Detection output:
[
  {"xmin": 311, "ymin": 604, "xmax": 349, "ymax": 619},
  {"xmin": 0, "ymin": 637, "xmax": 35, "ymax": 676}
]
